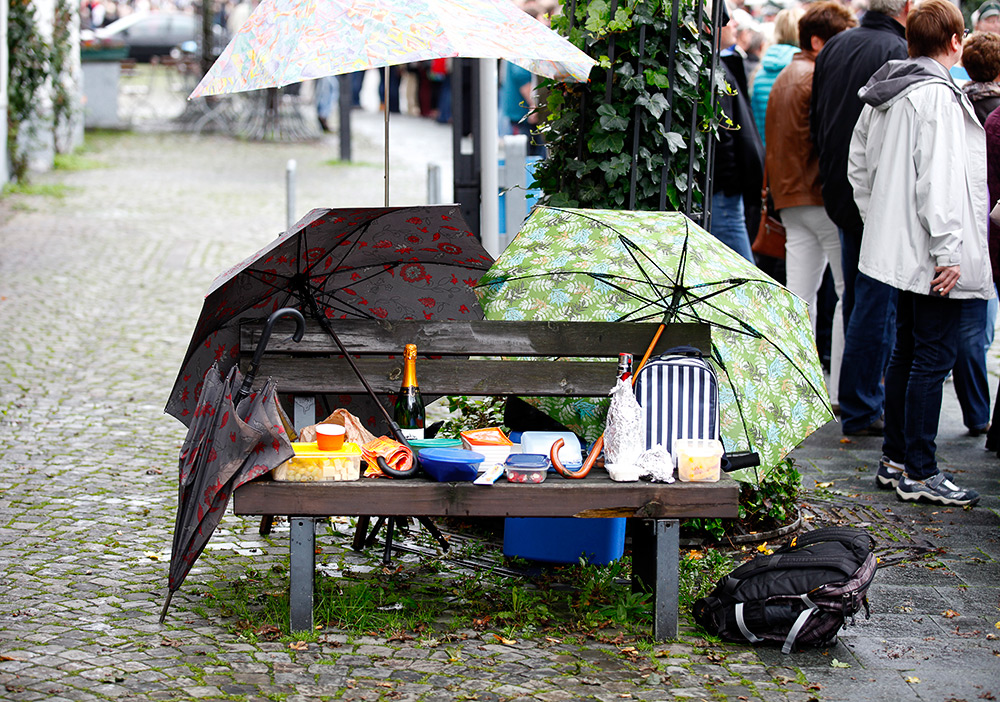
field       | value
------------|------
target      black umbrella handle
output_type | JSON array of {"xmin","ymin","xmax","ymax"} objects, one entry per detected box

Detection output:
[{"xmin": 234, "ymin": 308, "xmax": 306, "ymax": 408}]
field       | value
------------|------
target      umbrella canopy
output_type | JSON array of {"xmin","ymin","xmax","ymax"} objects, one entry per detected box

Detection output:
[
  {"xmin": 166, "ymin": 205, "xmax": 492, "ymax": 424},
  {"xmin": 475, "ymin": 206, "xmax": 835, "ymax": 480},
  {"xmin": 162, "ymin": 364, "xmax": 293, "ymax": 620},
  {"xmin": 189, "ymin": 0, "xmax": 597, "ymax": 99}
]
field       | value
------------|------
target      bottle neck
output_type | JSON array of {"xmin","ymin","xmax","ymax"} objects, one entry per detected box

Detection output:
[{"xmin": 402, "ymin": 356, "xmax": 419, "ymax": 389}]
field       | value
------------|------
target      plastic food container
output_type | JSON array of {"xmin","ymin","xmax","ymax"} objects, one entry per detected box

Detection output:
[
  {"xmin": 418, "ymin": 447, "xmax": 485, "ymax": 482},
  {"xmin": 460, "ymin": 427, "xmax": 513, "ymax": 471},
  {"xmin": 273, "ymin": 442, "xmax": 362, "ymax": 482},
  {"xmin": 673, "ymin": 438, "xmax": 723, "ymax": 482},
  {"xmin": 505, "ymin": 454, "xmax": 549, "ymax": 483},
  {"xmin": 520, "ymin": 431, "xmax": 582, "ymax": 469}
]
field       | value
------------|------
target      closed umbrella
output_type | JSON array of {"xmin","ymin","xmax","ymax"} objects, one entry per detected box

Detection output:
[{"xmin": 160, "ymin": 364, "xmax": 294, "ymax": 622}]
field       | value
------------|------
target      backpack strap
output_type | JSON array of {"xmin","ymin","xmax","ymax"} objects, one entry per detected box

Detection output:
[
  {"xmin": 733, "ymin": 552, "xmax": 861, "ymax": 580},
  {"xmin": 781, "ymin": 594, "xmax": 818, "ymax": 654},
  {"xmin": 735, "ymin": 602, "xmax": 763, "ymax": 644},
  {"xmin": 661, "ymin": 345, "xmax": 705, "ymax": 357},
  {"xmin": 784, "ymin": 527, "xmax": 875, "ymax": 554}
]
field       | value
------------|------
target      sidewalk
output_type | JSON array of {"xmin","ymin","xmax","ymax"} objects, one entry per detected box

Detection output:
[{"xmin": 0, "ymin": 119, "xmax": 997, "ymax": 702}]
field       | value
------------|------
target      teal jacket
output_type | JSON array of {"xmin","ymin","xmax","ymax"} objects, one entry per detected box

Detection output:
[{"xmin": 751, "ymin": 44, "xmax": 799, "ymax": 146}]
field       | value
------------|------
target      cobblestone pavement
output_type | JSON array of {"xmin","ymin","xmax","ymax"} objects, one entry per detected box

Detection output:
[{"xmin": 0, "ymin": 117, "xmax": 998, "ymax": 702}]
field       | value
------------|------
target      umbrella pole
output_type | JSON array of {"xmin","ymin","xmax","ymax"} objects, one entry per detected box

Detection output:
[
  {"xmin": 300, "ymin": 293, "xmax": 416, "ymax": 477},
  {"xmin": 384, "ymin": 65, "xmax": 390, "ymax": 207},
  {"xmin": 552, "ymin": 321, "xmax": 668, "ymax": 478}
]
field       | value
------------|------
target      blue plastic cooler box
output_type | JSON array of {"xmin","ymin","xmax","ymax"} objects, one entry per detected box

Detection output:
[{"xmin": 503, "ymin": 517, "xmax": 626, "ymax": 566}]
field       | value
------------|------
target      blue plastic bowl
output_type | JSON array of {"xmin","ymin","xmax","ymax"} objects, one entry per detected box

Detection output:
[{"xmin": 418, "ymin": 447, "xmax": 485, "ymax": 482}]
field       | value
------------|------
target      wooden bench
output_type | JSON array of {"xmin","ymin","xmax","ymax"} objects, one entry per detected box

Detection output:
[{"xmin": 233, "ymin": 319, "xmax": 739, "ymax": 640}]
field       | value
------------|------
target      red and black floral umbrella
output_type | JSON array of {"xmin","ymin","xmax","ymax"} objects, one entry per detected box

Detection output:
[
  {"xmin": 160, "ymin": 363, "xmax": 294, "ymax": 622},
  {"xmin": 165, "ymin": 205, "xmax": 493, "ymax": 425}
]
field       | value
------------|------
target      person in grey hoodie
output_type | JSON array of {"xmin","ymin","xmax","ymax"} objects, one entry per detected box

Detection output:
[{"xmin": 848, "ymin": 0, "xmax": 993, "ymax": 507}]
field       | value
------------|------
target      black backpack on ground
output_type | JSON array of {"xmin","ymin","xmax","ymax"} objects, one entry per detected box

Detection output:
[{"xmin": 693, "ymin": 527, "xmax": 877, "ymax": 653}]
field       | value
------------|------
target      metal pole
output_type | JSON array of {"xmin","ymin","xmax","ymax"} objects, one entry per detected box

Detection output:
[
  {"xmin": 427, "ymin": 163, "xmax": 441, "ymax": 204},
  {"xmin": 286, "ymin": 159, "xmax": 296, "ymax": 231},
  {"xmin": 479, "ymin": 58, "xmax": 500, "ymax": 258},
  {"xmin": 338, "ymin": 73, "xmax": 351, "ymax": 162},
  {"xmin": 627, "ymin": 23, "xmax": 647, "ymax": 210},
  {"xmin": 384, "ymin": 65, "xmax": 390, "ymax": 206}
]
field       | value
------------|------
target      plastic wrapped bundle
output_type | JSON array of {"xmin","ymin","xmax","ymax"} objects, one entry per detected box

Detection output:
[{"xmin": 604, "ymin": 378, "xmax": 644, "ymax": 481}]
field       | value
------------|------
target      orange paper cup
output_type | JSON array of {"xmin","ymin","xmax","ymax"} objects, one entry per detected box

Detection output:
[{"xmin": 316, "ymin": 424, "xmax": 346, "ymax": 451}]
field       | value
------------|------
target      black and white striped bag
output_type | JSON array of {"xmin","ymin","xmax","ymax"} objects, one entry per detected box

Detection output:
[{"xmin": 633, "ymin": 346, "xmax": 720, "ymax": 453}]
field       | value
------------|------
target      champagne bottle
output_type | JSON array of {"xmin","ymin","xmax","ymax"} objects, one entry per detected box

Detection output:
[
  {"xmin": 393, "ymin": 344, "xmax": 425, "ymax": 441},
  {"xmin": 617, "ymin": 352, "xmax": 633, "ymax": 382}
]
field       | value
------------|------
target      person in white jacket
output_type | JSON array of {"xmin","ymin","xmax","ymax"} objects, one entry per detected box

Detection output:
[{"xmin": 848, "ymin": 0, "xmax": 994, "ymax": 507}]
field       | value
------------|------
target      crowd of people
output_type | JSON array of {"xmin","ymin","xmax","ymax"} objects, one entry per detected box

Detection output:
[{"xmin": 717, "ymin": 0, "xmax": 1000, "ymax": 508}]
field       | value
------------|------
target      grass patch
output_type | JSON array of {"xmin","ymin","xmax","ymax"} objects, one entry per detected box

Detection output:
[
  {"xmin": 321, "ymin": 158, "xmax": 379, "ymax": 168},
  {"xmin": 54, "ymin": 151, "xmax": 105, "ymax": 171},
  {"xmin": 201, "ymin": 530, "xmax": 739, "ymax": 643},
  {"xmin": 1, "ymin": 182, "xmax": 78, "ymax": 199}
]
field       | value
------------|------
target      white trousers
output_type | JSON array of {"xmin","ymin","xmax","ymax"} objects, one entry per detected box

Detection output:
[{"xmin": 782, "ymin": 205, "xmax": 844, "ymax": 405}]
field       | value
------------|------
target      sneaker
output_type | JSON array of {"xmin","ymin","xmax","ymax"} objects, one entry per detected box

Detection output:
[
  {"xmin": 844, "ymin": 418, "xmax": 884, "ymax": 437},
  {"xmin": 875, "ymin": 456, "xmax": 903, "ymax": 490},
  {"xmin": 896, "ymin": 472, "xmax": 980, "ymax": 507}
]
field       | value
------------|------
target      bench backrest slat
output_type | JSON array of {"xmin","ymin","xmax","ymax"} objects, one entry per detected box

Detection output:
[{"xmin": 239, "ymin": 320, "xmax": 710, "ymax": 397}]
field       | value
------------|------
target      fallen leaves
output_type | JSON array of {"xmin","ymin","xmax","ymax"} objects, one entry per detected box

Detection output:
[
  {"xmin": 815, "ymin": 481, "xmax": 834, "ymax": 489},
  {"xmin": 830, "ymin": 659, "xmax": 851, "ymax": 668},
  {"xmin": 492, "ymin": 634, "xmax": 516, "ymax": 645},
  {"xmin": 288, "ymin": 641, "xmax": 308, "ymax": 651},
  {"xmin": 943, "ymin": 609, "xmax": 961, "ymax": 618},
  {"xmin": 905, "ymin": 676, "xmax": 921, "ymax": 684}
]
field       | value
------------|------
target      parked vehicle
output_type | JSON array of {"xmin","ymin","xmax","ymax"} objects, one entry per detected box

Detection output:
[{"xmin": 81, "ymin": 12, "xmax": 226, "ymax": 63}]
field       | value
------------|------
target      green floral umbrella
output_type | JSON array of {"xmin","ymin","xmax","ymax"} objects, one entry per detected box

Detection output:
[{"xmin": 474, "ymin": 206, "xmax": 834, "ymax": 481}]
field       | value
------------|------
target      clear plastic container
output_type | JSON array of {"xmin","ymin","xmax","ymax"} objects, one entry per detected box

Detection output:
[
  {"xmin": 505, "ymin": 454, "xmax": 549, "ymax": 483},
  {"xmin": 673, "ymin": 438, "xmax": 723, "ymax": 482},
  {"xmin": 519, "ymin": 431, "xmax": 582, "ymax": 469},
  {"xmin": 272, "ymin": 442, "xmax": 362, "ymax": 482}
]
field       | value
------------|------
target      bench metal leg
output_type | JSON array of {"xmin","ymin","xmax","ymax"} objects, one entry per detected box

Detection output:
[
  {"xmin": 289, "ymin": 517, "xmax": 315, "ymax": 632},
  {"xmin": 632, "ymin": 519, "xmax": 679, "ymax": 641}
]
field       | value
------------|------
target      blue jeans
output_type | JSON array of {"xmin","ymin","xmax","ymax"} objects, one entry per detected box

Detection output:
[
  {"xmin": 882, "ymin": 291, "xmax": 961, "ymax": 480},
  {"xmin": 838, "ymin": 272, "xmax": 897, "ymax": 432},
  {"xmin": 954, "ymin": 298, "xmax": 991, "ymax": 431},
  {"xmin": 315, "ymin": 76, "xmax": 338, "ymax": 120},
  {"xmin": 709, "ymin": 192, "xmax": 754, "ymax": 261},
  {"xmin": 838, "ymin": 225, "xmax": 863, "ymax": 327}
]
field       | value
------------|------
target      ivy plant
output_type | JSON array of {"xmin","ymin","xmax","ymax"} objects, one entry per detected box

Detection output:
[
  {"xmin": 7, "ymin": 0, "xmax": 51, "ymax": 181},
  {"xmin": 51, "ymin": 0, "xmax": 77, "ymax": 153},
  {"xmin": 535, "ymin": 0, "xmax": 724, "ymax": 212}
]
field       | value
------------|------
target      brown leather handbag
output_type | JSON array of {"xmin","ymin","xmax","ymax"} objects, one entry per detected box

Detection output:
[{"xmin": 752, "ymin": 166, "xmax": 786, "ymax": 260}]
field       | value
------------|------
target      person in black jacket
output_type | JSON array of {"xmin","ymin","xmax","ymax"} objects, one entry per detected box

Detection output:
[
  {"xmin": 811, "ymin": 0, "xmax": 909, "ymax": 435},
  {"xmin": 711, "ymin": 6, "xmax": 765, "ymax": 262}
]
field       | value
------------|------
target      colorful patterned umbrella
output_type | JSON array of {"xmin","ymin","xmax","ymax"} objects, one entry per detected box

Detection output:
[
  {"xmin": 189, "ymin": 0, "xmax": 596, "ymax": 98},
  {"xmin": 475, "ymin": 206, "xmax": 835, "ymax": 481},
  {"xmin": 160, "ymin": 364, "xmax": 293, "ymax": 622},
  {"xmin": 166, "ymin": 205, "xmax": 492, "ymax": 425}
]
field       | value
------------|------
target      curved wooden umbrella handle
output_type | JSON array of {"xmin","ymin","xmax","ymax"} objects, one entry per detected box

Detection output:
[{"xmin": 551, "ymin": 438, "xmax": 597, "ymax": 479}]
